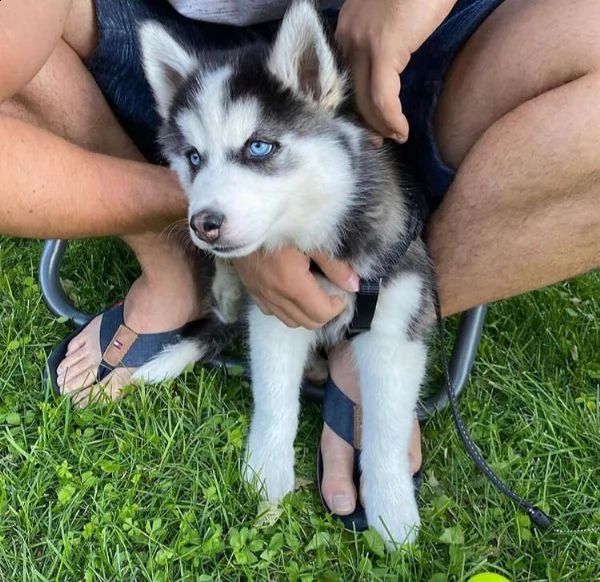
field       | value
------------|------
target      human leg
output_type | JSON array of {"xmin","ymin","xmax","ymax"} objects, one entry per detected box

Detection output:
[
  {"xmin": 2, "ymin": 0, "xmax": 205, "ymax": 404},
  {"xmin": 430, "ymin": 0, "xmax": 600, "ymax": 316},
  {"xmin": 320, "ymin": 0, "xmax": 600, "ymax": 521},
  {"xmin": 0, "ymin": 0, "xmax": 186, "ymax": 239}
]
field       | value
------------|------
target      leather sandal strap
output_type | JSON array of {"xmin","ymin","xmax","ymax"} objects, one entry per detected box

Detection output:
[
  {"xmin": 97, "ymin": 303, "xmax": 184, "ymax": 381},
  {"xmin": 322, "ymin": 376, "xmax": 362, "ymax": 450}
]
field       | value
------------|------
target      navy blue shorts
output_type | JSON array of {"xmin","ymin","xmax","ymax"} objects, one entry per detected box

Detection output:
[{"xmin": 86, "ymin": 0, "xmax": 504, "ymax": 212}]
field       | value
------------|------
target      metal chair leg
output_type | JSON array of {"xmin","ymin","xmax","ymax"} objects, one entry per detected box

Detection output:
[
  {"xmin": 39, "ymin": 239, "xmax": 487, "ymax": 413},
  {"xmin": 39, "ymin": 240, "xmax": 91, "ymax": 327},
  {"xmin": 416, "ymin": 304, "xmax": 488, "ymax": 420}
]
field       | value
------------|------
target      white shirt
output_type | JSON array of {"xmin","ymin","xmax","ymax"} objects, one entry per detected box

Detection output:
[{"xmin": 167, "ymin": 0, "xmax": 342, "ymax": 26}]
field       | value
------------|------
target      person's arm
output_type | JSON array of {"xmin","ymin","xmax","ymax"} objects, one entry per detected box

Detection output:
[
  {"xmin": 0, "ymin": 115, "xmax": 186, "ymax": 239},
  {"xmin": 335, "ymin": 0, "xmax": 459, "ymax": 142},
  {"xmin": 0, "ymin": 0, "xmax": 187, "ymax": 239}
]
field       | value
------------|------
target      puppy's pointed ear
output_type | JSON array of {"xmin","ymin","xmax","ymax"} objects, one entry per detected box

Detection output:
[
  {"xmin": 267, "ymin": 0, "xmax": 347, "ymax": 110},
  {"xmin": 138, "ymin": 22, "xmax": 198, "ymax": 119}
]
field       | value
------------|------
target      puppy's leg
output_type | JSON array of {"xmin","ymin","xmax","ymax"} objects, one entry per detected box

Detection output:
[
  {"xmin": 352, "ymin": 272, "xmax": 430, "ymax": 548},
  {"xmin": 244, "ymin": 304, "xmax": 316, "ymax": 502},
  {"xmin": 212, "ymin": 259, "xmax": 245, "ymax": 324}
]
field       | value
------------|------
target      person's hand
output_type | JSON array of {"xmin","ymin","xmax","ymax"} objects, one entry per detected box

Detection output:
[
  {"xmin": 234, "ymin": 247, "xmax": 359, "ymax": 329},
  {"xmin": 336, "ymin": 0, "xmax": 411, "ymax": 144},
  {"xmin": 336, "ymin": 0, "xmax": 456, "ymax": 144}
]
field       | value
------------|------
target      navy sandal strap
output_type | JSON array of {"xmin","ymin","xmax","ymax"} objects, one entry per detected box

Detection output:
[
  {"xmin": 322, "ymin": 376, "xmax": 361, "ymax": 450},
  {"xmin": 97, "ymin": 303, "xmax": 185, "ymax": 381},
  {"xmin": 318, "ymin": 376, "xmax": 424, "ymax": 533}
]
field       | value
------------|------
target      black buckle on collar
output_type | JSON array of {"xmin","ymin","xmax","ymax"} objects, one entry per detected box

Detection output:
[
  {"xmin": 345, "ymin": 278, "xmax": 382, "ymax": 339},
  {"xmin": 345, "ymin": 208, "xmax": 424, "ymax": 338},
  {"xmin": 345, "ymin": 194, "xmax": 426, "ymax": 338},
  {"xmin": 312, "ymin": 192, "xmax": 425, "ymax": 340}
]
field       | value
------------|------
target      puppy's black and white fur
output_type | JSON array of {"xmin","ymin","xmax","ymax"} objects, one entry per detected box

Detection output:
[{"xmin": 136, "ymin": 0, "xmax": 436, "ymax": 547}]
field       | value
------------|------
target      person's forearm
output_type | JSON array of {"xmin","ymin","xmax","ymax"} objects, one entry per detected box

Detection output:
[
  {"xmin": 0, "ymin": 114, "xmax": 186, "ymax": 239},
  {"xmin": 395, "ymin": 0, "xmax": 459, "ymax": 53}
]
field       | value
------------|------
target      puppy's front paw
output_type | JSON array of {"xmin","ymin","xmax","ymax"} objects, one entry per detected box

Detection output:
[
  {"xmin": 363, "ymin": 473, "xmax": 420, "ymax": 549},
  {"xmin": 243, "ymin": 437, "xmax": 295, "ymax": 502}
]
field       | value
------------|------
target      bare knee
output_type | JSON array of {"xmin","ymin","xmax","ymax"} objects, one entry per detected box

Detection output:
[
  {"xmin": 435, "ymin": 0, "xmax": 600, "ymax": 169},
  {"xmin": 0, "ymin": 0, "xmax": 72, "ymax": 101},
  {"xmin": 0, "ymin": 35, "xmax": 109, "ymax": 152},
  {"xmin": 0, "ymin": 0, "xmax": 97, "ymax": 104},
  {"xmin": 1, "ymin": 0, "xmax": 97, "ymax": 126},
  {"xmin": 0, "ymin": 41, "xmax": 80, "ymax": 129}
]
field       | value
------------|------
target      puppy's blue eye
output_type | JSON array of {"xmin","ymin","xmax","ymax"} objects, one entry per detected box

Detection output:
[
  {"xmin": 247, "ymin": 141, "xmax": 274, "ymax": 158},
  {"xmin": 187, "ymin": 148, "xmax": 202, "ymax": 167}
]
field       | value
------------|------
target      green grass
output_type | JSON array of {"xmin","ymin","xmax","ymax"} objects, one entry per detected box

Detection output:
[{"xmin": 0, "ymin": 236, "xmax": 598, "ymax": 581}]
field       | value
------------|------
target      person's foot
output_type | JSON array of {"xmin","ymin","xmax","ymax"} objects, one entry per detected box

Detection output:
[
  {"xmin": 319, "ymin": 343, "xmax": 422, "ymax": 515},
  {"xmin": 56, "ymin": 255, "xmax": 206, "ymax": 407}
]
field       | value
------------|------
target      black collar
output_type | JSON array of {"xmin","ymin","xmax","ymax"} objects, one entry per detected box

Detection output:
[
  {"xmin": 346, "ymin": 193, "xmax": 425, "ymax": 338},
  {"xmin": 308, "ymin": 191, "xmax": 426, "ymax": 338}
]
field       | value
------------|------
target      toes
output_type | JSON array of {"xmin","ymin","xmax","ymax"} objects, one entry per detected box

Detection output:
[
  {"xmin": 104, "ymin": 367, "xmax": 135, "ymax": 392},
  {"xmin": 57, "ymin": 353, "xmax": 98, "ymax": 385},
  {"xmin": 60, "ymin": 367, "xmax": 99, "ymax": 395},
  {"xmin": 65, "ymin": 315, "xmax": 101, "ymax": 356},
  {"xmin": 320, "ymin": 424, "xmax": 357, "ymax": 515},
  {"xmin": 58, "ymin": 350, "xmax": 102, "ymax": 393},
  {"xmin": 359, "ymin": 474, "xmax": 365, "ymax": 509},
  {"xmin": 57, "ymin": 345, "xmax": 91, "ymax": 378},
  {"xmin": 328, "ymin": 488, "xmax": 356, "ymax": 516},
  {"xmin": 65, "ymin": 333, "xmax": 86, "ymax": 356},
  {"xmin": 71, "ymin": 368, "xmax": 135, "ymax": 408},
  {"xmin": 57, "ymin": 315, "xmax": 103, "ymax": 382},
  {"xmin": 70, "ymin": 385, "xmax": 99, "ymax": 408},
  {"xmin": 71, "ymin": 383, "xmax": 112, "ymax": 408}
]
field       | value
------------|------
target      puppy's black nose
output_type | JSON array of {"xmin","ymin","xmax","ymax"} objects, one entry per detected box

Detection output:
[{"xmin": 190, "ymin": 210, "xmax": 225, "ymax": 244}]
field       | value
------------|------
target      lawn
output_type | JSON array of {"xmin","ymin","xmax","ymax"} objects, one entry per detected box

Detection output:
[{"xmin": 0, "ymin": 236, "xmax": 598, "ymax": 581}]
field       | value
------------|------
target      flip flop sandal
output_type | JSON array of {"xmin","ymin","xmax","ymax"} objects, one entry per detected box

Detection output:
[
  {"xmin": 317, "ymin": 376, "xmax": 423, "ymax": 532},
  {"xmin": 45, "ymin": 302, "xmax": 189, "ymax": 395}
]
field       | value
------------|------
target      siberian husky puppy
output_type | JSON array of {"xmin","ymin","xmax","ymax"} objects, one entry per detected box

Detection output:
[{"xmin": 137, "ymin": 0, "xmax": 435, "ymax": 547}]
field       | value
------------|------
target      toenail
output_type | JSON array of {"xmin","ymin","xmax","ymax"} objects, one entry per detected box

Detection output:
[{"xmin": 332, "ymin": 495, "xmax": 353, "ymax": 513}]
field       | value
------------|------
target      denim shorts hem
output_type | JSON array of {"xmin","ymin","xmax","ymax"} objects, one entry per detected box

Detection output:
[{"xmin": 399, "ymin": 0, "xmax": 505, "ymax": 211}]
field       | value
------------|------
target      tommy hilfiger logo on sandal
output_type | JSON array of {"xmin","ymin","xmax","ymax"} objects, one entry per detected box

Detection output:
[{"xmin": 102, "ymin": 325, "xmax": 138, "ymax": 367}]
